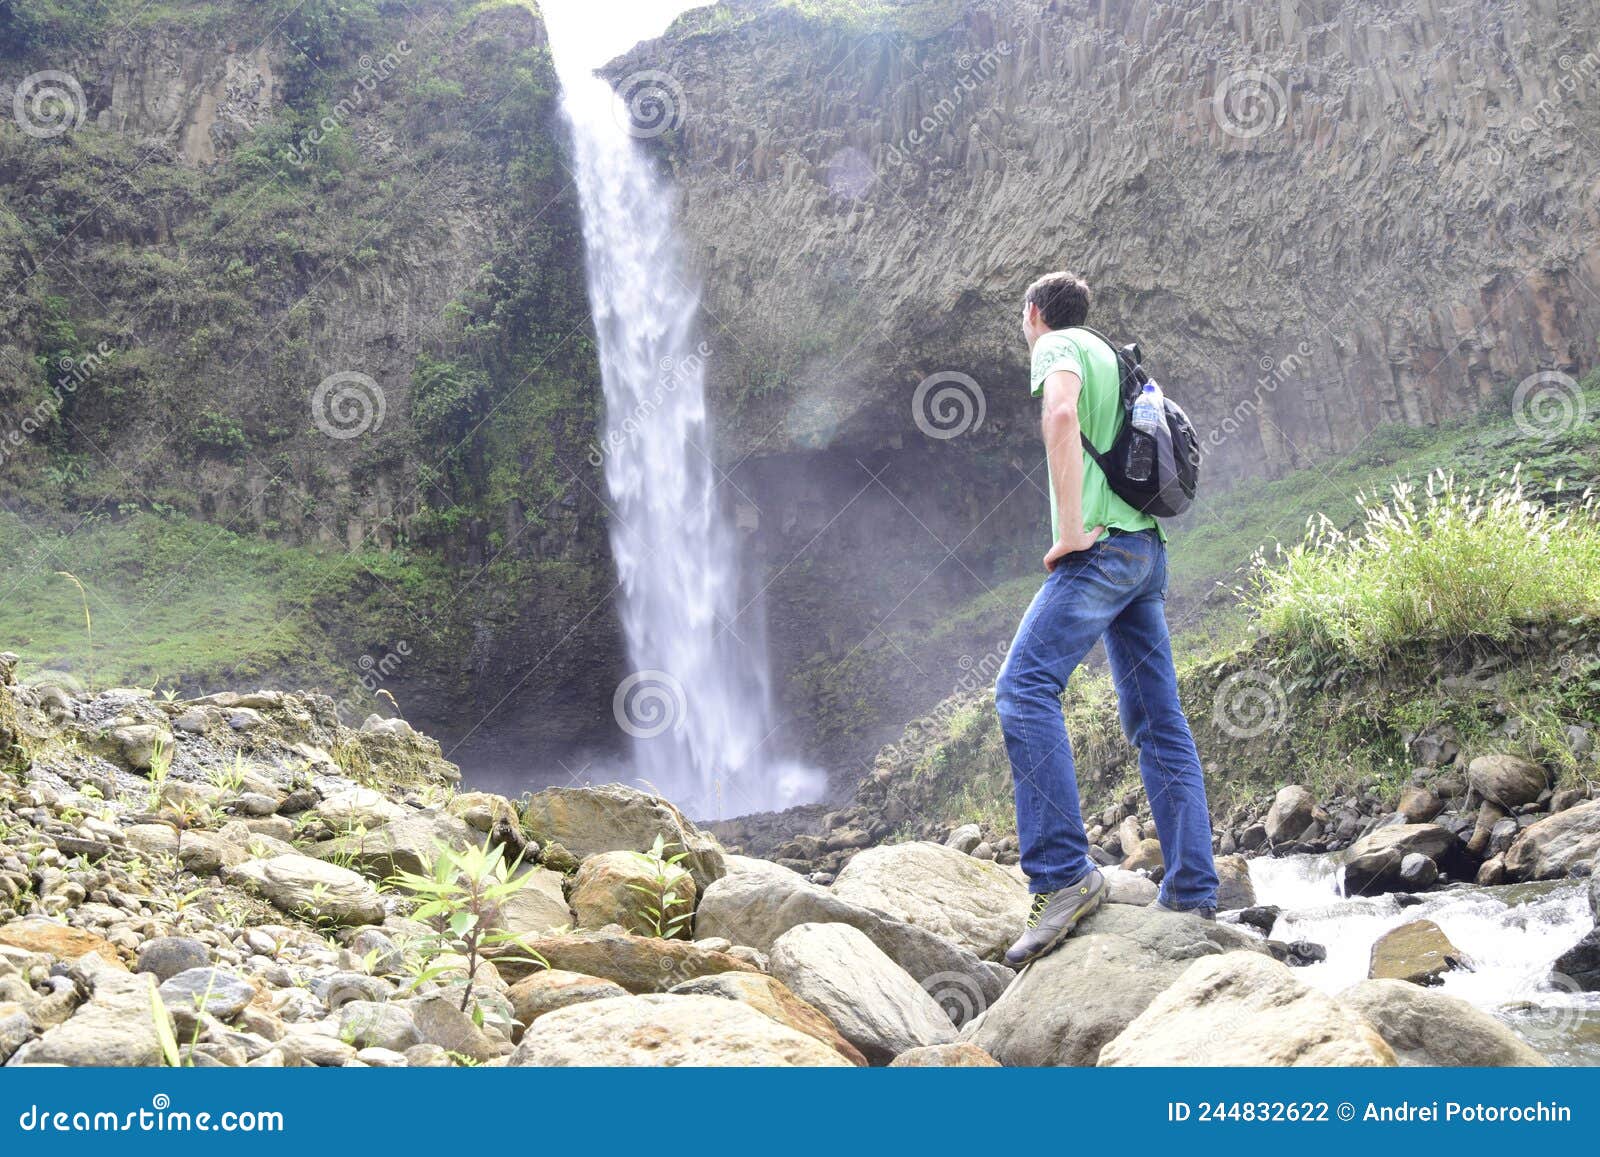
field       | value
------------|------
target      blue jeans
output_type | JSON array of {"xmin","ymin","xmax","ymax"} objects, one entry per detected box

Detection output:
[{"xmin": 995, "ymin": 529, "xmax": 1219, "ymax": 909}]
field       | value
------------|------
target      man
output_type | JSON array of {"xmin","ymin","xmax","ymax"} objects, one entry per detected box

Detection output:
[{"xmin": 997, "ymin": 270, "xmax": 1219, "ymax": 967}]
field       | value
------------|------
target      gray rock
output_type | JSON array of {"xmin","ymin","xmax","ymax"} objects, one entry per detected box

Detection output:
[
  {"xmin": 1099, "ymin": 953, "xmax": 1396, "ymax": 1066},
  {"xmin": 1552, "ymin": 927, "xmax": 1600, "ymax": 992},
  {"xmin": 158, "ymin": 967, "xmax": 256, "ymax": 1030},
  {"xmin": 1264, "ymin": 785, "xmax": 1316, "ymax": 843},
  {"xmin": 11, "ymin": 963, "xmax": 171, "ymax": 1066},
  {"xmin": 315, "ymin": 811, "xmax": 476, "ymax": 879},
  {"xmin": 338, "ymin": 1001, "xmax": 419, "ymax": 1052},
  {"xmin": 404, "ymin": 1043, "xmax": 455, "ymax": 1067},
  {"xmin": 1398, "ymin": 852, "xmax": 1439, "ymax": 890},
  {"xmin": 136, "ymin": 936, "xmax": 211, "ymax": 982},
  {"xmin": 1467, "ymin": 754, "xmax": 1548, "ymax": 809},
  {"xmin": 963, "ymin": 904, "xmax": 1264, "ymax": 1066},
  {"xmin": 520, "ymin": 784, "xmax": 726, "ymax": 892},
  {"xmin": 769, "ymin": 922, "xmax": 957, "ymax": 1064},
  {"xmin": 1102, "ymin": 866, "xmax": 1158, "ymax": 906},
  {"xmin": 944, "ymin": 823, "xmax": 982, "ymax": 854},
  {"xmin": 409, "ymin": 992, "xmax": 505, "ymax": 1062},
  {"xmin": 1343, "ymin": 824, "xmax": 1464, "ymax": 895},
  {"xmin": 225, "ymin": 854, "xmax": 385, "ymax": 925},
  {"xmin": 1590, "ymin": 861, "xmax": 1599, "ymax": 922},
  {"xmin": 509, "ymin": 993, "xmax": 849, "ymax": 1066},
  {"xmin": 1340, "ymin": 979, "xmax": 1549, "ymax": 1065},
  {"xmin": 1214, "ymin": 853, "xmax": 1256, "ymax": 910},
  {"xmin": 320, "ymin": 972, "xmax": 394, "ymax": 1010},
  {"xmin": 829, "ymin": 840, "xmax": 1028, "ymax": 959},
  {"xmin": 1504, "ymin": 801, "xmax": 1600, "ymax": 881}
]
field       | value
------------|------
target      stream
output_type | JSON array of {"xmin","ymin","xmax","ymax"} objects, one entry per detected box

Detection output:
[{"xmin": 1250, "ymin": 855, "xmax": 1600, "ymax": 1064}]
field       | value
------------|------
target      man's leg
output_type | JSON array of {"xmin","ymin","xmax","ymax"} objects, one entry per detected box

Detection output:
[
  {"xmin": 1103, "ymin": 590, "xmax": 1220, "ymax": 910},
  {"xmin": 995, "ymin": 564, "xmax": 1124, "ymax": 893}
]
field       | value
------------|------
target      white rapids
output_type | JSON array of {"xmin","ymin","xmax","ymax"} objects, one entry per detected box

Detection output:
[
  {"xmin": 1251, "ymin": 854, "xmax": 1600, "ymax": 1063},
  {"xmin": 542, "ymin": 1, "xmax": 824, "ymax": 820}
]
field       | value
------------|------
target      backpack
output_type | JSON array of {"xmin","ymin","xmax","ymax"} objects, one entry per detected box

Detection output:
[{"xmin": 1074, "ymin": 327, "xmax": 1200, "ymax": 519}]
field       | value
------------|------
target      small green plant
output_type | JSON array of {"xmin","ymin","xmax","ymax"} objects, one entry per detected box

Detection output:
[
  {"xmin": 55, "ymin": 570, "xmax": 93, "ymax": 689},
  {"xmin": 625, "ymin": 834, "xmax": 695, "ymax": 940},
  {"xmin": 208, "ymin": 753, "xmax": 248, "ymax": 796},
  {"xmin": 144, "ymin": 738, "xmax": 174, "ymax": 811},
  {"xmin": 389, "ymin": 839, "xmax": 546, "ymax": 1013}
]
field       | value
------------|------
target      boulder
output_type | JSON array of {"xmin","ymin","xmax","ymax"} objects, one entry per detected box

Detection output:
[
  {"xmin": 1343, "ymin": 824, "xmax": 1466, "ymax": 896},
  {"xmin": 889, "ymin": 1042, "xmax": 1001, "ymax": 1067},
  {"xmin": 502, "ymin": 927, "xmax": 759, "ymax": 991},
  {"xmin": 1340, "ymin": 979, "xmax": 1549, "ymax": 1065},
  {"xmin": 944, "ymin": 824, "xmax": 982, "ymax": 854},
  {"xmin": 410, "ymin": 992, "xmax": 505, "ymax": 1063},
  {"xmin": 10, "ymin": 962, "xmax": 172, "ymax": 1066},
  {"xmin": 1122, "ymin": 838, "xmax": 1165, "ymax": 873},
  {"xmin": 1590, "ymin": 862, "xmax": 1599, "ymax": 922},
  {"xmin": 488, "ymin": 867, "xmax": 571, "ymax": 936},
  {"xmin": 1503, "ymin": 801, "xmax": 1600, "ymax": 881},
  {"xmin": 315, "ymin": 811, "xmax": 476, "ymax": 880},
  {"xmin": 1102, "ymin": 866, "xmax": 1158, "ymax": 906},
  {"xmin": 338, "ymin": 1001, "xmax": 420, "ymax": 1052},
  {"xmin": 1467, "ymin": 754, "xmax": 1548, "ymax": 809},
  {"xmin": 1098, "ymin": 952, "xmax": 1396, "ymax": 1066},
  {"xmin": 570, "ymin": 850, "xmax": 696, "ymax": 937},
  {"xmin": 157, "ymin": 967, "xmax": 256, "ymax": 1031},
  {"xmin": 315, "ymin": 786, "xmax": 406, "ymax": 829},
  {"xmin": 448, "ymin": 792, "xmax": 518, "ymax": 833},
  {"xmin": 509, "ymin": 994, "xmax": 850, "ymax": 1066},
  {"xmin": 1398, "ymin": 853, "xmax": 1438, "ymax": 889},
  {"xmin": 1551, "ymin": 928, "xmax": 1600, "ymax": 992},
  {"xmin": 1368, "ymin": 919, "xmax": 1467, "ymax": 986},
  {"xmin": 507, "ymin": 971, "xmax": 630, "ymax": 1037},
  {"xmin": 769, "ymin": 922, "xmax": 957, "ymax": 1064},
  {"xmin": 829, "ymin": 840, "xmax": 1028, "ymax": 959},
  {"xmin": 225, "ymin": 854, "xmax": 385, "ymax": 925},
  {"xmin": 1396, "ymin": 786, "xmax": 1444, "ymax": 824},
  {"xmin": 1214, "ymin": 854, "xmax": 1255, "ymax": 911},
  {"xmin": 519, "ymin": 785, "xmax": 726, "ymax": 892},
  {"xmin": 136, "ymin": 936, "xmax": 211, "ymax": 982},
  {"xmin": 669, "ymin": 971, "xmax": 868, "ymax": 1065},
  {"xmin": 963, "ymin": 904, "xmax": 1264, "ymax": 1066},
  {"xmin": 0, "ymin": 919, "xmax": 123, "ymax": 966},
  {"xmin": 1264, "ymin": 785, "xmax": 1317, "ymax": 843}
]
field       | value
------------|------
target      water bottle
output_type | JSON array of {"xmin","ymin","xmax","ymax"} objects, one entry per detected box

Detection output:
[{"xmin": 1126, "ymin": 382, "xmax": 1164, "ymax": 483}]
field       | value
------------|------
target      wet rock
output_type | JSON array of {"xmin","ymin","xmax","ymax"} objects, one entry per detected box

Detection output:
[
  {"xmin": 829, "ymin": 840, "xmax": 1028, "ymax": 960},
  {"xmin": 1467, "ymin": 754, "xmax": 1548, "ymax": 809},
  {"xmin": 1099, "ymin": 953, "xmax": 1395, "ymax": 1066},
  {"xmin": 1368, "ymin": 919, "xmax": 1468, "ymax": 986},
  {"xmin": 510, "ymin": 994, "xmax": 850, "ymax": 1066},
  {"xmin": 1266, "ymin": 940, "xmax": 1327, "ymax": 967},
  {"xmin": 769, "ymin": 922, "xmax": 956, "ymax": 1065},
  {"xmin": 1341, "ymin": 979, "xmax": 1548, "ymax": 1065},
  {"xmin": 1551, "ymin": 928, "xmax": 1600, "ymax": 992},
  {"xmin": 1235, "ymin": 905, "xmax": 1281, "ymax": 935},
  {"xmin": 1344, "ymin": 824, "xmax": 1466, "ymax": 896},
  {"xmin": 1214, "ymin": 853, "xmax": 1255, "ymax": 911},
  {"xmin": 964, "ymin": 904, "xmax": 1264, "ymax": 1066},
  {"xmin": 1398, "ymin": 853, "xmax": 1438, "ymax": 890}
]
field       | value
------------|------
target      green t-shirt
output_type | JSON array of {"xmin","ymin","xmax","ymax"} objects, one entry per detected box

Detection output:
[{"xmin": 1030, "ymin": 327, "xmax": 1163, "ymax": 542}]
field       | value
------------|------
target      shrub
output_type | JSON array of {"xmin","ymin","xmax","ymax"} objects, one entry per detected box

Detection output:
[{"xmin": 1248, "ymin": 469, "xmax": 1600, "ymax": 661}]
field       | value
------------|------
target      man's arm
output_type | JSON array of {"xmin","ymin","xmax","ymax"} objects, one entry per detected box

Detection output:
[{"xmin": 1040, "ymin": 367, "xmax": 1105, "ymax": 572}]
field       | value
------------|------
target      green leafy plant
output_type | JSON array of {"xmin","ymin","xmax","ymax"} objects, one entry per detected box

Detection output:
[
  {"xmin": 389, "ymin": 839, "xmax": 546, "ymax": 1013},
  {"xmin": 625, "ymin": 834, "xmax": 695, "ymax": 940}
]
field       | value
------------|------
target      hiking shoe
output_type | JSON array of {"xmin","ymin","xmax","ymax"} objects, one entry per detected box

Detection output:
[
  {"xmin": 1152, "ymin": 900, "xmax": 1216, "ymax": 921},
  {"xmin": 1005, "ymin": 869, "xmax": 1106, "ymax": 966}
]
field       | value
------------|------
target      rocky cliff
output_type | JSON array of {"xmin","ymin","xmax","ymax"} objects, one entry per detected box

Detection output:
[
  {"xmin": 0, "ymin": 1, "xmax": 623, "ymax": 769},
  {"xmin": 611, "ymin": 0, "xmax": 1600, "ymax": 778}
]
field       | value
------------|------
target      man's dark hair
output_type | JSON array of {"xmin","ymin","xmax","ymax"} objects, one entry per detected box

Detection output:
[{"xmin": 1024, "ymin": 271, "xmax": 1091, "ymax": 330}]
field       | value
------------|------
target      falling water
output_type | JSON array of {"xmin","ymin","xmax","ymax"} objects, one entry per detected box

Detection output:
[
  {"xmin": 1251, "ymin": 855, "xmax": 1600, "ymax": 1063},
  {"xmin": 543, "ymin": 2, "xmax": 823, "ymax": 820}
]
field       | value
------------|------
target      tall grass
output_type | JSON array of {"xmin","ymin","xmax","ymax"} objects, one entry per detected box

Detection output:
[{"xmin": 1249, "ymin": 469, "xmax": 1600, "ymax": 660}]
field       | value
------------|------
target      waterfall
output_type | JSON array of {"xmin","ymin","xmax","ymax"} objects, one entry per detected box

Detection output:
[{"xmin": 544, "ymin": 2, "xmax": 823, "ymax": 820}]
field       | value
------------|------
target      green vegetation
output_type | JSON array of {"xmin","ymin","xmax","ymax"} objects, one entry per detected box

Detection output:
[{"xmin": 1252, "ymin": 470, "xmax": 1600, "ymax": 662}]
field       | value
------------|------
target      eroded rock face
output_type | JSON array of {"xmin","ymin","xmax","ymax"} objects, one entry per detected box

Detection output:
[
  {"xmin": 570, "ymin": 850, "xmax": 697, "ymax": 937},
  {"xmin": 1340, "ymin": 979, "xmax": 1548, "ymax": 1066},
  {"xmin": 1098, "ymin": 952, "xmax": 1396, "ymax": 1067},
  {"xmin": 669, "ymin": 971, "xmax": 868, "ymax": 1065},
  {"xmin": 508, "ymin": 994, "xmax": 851, "ymax": 1067},
  {"xmin": 963, "ymin": 904, "xmax": 1263, "ymax": 1066}
]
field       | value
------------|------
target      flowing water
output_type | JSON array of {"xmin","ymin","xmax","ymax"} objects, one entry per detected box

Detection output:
[
  {"xmin": 1251, "ymin": 855, "xmax": 1600, "ymax": 1064},
  {"xmin": 543, "ymin": 2, "xmax": 823, "ymax": 820}
]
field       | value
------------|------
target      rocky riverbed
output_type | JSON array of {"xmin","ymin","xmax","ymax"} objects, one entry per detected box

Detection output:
[{"xmin": 1, "ymin": 653, "xmax": 1595, "ymax": 1067}]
